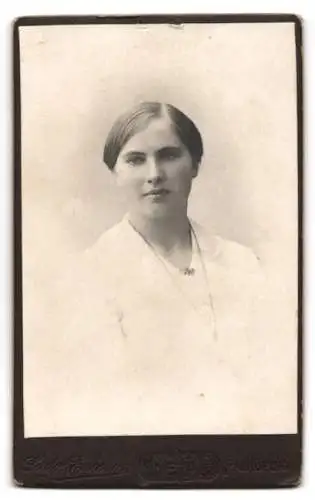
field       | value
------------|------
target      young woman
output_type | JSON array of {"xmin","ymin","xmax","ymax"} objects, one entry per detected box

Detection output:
[{"xmin": 27, "ymin": 102, "xmax": 269, "ymax": 437}]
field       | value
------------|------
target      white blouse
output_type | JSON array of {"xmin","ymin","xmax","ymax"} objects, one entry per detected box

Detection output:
[{"xmin": 24, "ymin": 217, "xmax": 295, "ymax": 437}]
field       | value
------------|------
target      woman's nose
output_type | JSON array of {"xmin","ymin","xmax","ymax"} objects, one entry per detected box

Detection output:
[{"xmin": 147, "ymin": 157, "xmax": 164, "ymax": 184}]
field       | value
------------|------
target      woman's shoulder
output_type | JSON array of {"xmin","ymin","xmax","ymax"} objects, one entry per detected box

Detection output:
[
  {"xmin": 54, "ymin": 220, "xmax": 125, "ymax": 289},
  {"xmin": 80, "ymin": 218, "xmax": 129, "ymax": 270},
  {"xmin": 53, "ymin": 221, "xmax": 127, "ymax": 313},
  {"xmin": 217, "ymin": 235, "xmax": 261, "ymax": 273},
  {"xmin": 192, "ymin": 220, "xmax": 261, "ymax": 274},
  {"xmin": 89, "ymin": 219, "xmax": 127, "ymax": 253}
]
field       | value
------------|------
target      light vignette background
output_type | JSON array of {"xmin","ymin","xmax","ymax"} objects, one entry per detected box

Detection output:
[{"xmin": 20, "ymin": 21, "xmax": 299, "ymax": 436}]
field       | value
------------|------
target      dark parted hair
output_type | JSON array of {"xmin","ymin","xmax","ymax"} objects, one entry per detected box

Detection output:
[{"xmin": 103, "ymin": 101, "xmax": 204, "ymax": 170}]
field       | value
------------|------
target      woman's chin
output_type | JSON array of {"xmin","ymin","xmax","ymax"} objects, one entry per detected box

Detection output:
[
  {"xmin": 130, "ymin": 198, "xmax": 187, "ymax": 222},
  {"xmin": 145, "ymin": 206, "xmax": 172, "ymax": 220},
  {"xmin": 129, "ymin": 204, "xmax": 172, "ymax": 223}
]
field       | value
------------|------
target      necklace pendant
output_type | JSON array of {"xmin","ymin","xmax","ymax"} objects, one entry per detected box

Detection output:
[{"xmin": 183, "ymin": 267, "xmax": 195, "ymax": 276}]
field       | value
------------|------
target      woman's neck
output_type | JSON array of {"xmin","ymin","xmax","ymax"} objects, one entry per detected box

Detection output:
[{"xmin": 128, "ymin": 212, "xmax": 192, "ymax": 269}]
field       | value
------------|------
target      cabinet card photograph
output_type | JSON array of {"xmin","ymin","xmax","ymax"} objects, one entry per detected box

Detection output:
[{"xmin": 14, "ymin": 15, "xmax": 302, "ymax": 488}]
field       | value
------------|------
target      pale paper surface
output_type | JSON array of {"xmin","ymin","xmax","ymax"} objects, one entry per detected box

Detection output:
[{"xmin": 19, "ymin": 22, "xmax": 298, "ymax": 436}]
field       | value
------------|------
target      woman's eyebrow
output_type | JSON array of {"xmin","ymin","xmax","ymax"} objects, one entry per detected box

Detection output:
[
  {"xmin": 157, "ymin": 146, "xmax": 182, "ymax": 154},
  {"xmin": 122, "ymin": 150, "xmax": 145, "ymax": 158},
  {"xmin": 157, "ymin": 146, "xmax": 182, "ymax": 153}
]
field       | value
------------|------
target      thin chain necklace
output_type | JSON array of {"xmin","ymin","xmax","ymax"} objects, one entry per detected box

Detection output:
[{"xmin": 128, "ymin": 219, "xmax": 217, "ymax": 340}]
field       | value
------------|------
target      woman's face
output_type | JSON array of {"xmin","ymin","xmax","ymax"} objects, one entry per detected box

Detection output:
[{"xmin": 114, "ymin": 117, "xmax": 199, "ymax": 220}]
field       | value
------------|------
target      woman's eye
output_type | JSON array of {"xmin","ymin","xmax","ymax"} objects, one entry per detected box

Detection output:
[
  {"xmin": 159, "ymin": 149, "xmax": 181, "ymax": 161},
  {"xmin": 126, "ymin": 156, "xmax": 145, "ymax": 166}
]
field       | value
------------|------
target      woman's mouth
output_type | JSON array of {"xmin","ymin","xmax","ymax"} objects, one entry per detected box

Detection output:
[
  {"xmin": 144, "ymin": 189, "xmax": 170, "ymax": 198},
  {"xmin": 145, "ymin": 188, "xmax": 170, "ymax": 202}
]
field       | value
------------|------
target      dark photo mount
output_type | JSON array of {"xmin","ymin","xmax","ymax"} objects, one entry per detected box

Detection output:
[{"xmin": 13, "ymin": 14, "xmax": 303, "ymax": 488}]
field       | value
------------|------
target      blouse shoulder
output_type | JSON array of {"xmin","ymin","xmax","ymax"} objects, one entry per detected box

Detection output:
[
  {"xmin": 216, "ymin": 236, "xmax": 261, "ymax": 274},
  {"xmin": 86, "ymin": 220, "xmax": 126, "ymax": 256},
  {"xmin": 191, "ymin": 220, "xmax": 261, "ymax": 275},
  {"xmin": 52, "ymin": 221, "xmax": 125, "ymax": 301},
  {"xmin": 79, "ymin": 219, "xmax": 127, "ymax": 275}
]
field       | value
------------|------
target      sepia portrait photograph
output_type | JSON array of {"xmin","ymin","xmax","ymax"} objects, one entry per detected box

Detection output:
[{"xmin": 16, "ymin": 17, "xmax": 300, "ymax": 443}]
